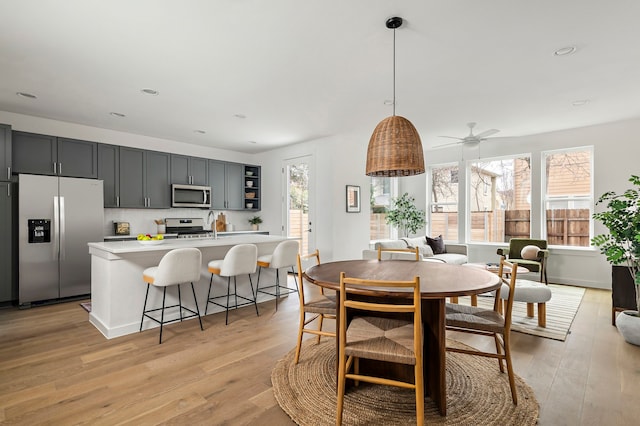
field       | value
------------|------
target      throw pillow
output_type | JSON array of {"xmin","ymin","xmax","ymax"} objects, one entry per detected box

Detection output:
[
  {"xmin": 520, "ymin": 245, "xmax": 540, "ymax": 260},
  {"xmin": 426, "ymin": 235, "xmax": 446, "ymax": 255},
  {"xmin": 402, "ymin": 237, "xmax": 435, "ymax": 257}
]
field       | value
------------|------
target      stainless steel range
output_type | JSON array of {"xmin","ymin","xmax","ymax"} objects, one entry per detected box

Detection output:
[{"xmin": 165, "ymin": 218, "xmax": 213, "ymax": 239}]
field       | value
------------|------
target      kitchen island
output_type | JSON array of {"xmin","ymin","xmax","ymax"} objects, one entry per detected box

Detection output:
[{"xmin": 88, "ymin": 235, "xmax": 291, "ymax": 339}]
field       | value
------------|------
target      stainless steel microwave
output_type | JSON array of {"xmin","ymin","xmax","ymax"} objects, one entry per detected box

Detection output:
[{"xmin": 171, "ymin": 184, "xmax": 211, "ymax": 208}]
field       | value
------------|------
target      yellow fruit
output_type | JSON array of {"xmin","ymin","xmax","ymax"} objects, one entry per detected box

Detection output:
[{"xmin": 137, "ymin": 234, "xmax": 145, "ymax": 240}]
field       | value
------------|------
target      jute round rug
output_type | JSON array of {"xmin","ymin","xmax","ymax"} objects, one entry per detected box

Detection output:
[{"xmin": 272, "ymin": 339, "xmax": 539, "ymax": 425}]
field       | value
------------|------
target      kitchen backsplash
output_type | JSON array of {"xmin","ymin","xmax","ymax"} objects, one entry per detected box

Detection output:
[{"xmin": 103, "ymin": 209, "xmax": 255, "ymax": 237}]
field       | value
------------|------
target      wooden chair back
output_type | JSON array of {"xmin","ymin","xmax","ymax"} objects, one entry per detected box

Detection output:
[{"xmin": 377, "ymin": 246, "xmax": 420, "ymax": 261}]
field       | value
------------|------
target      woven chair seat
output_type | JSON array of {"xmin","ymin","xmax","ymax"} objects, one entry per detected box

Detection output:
[
  {"xmin": 445, "ymin": 302, "xmax": 505, "ymax": 334},
  {"xmin": 305, "ymin": 295, "xmax": 337, "ymax": 315},
  {"xmin": 345, "ymin": 316, "xmax": 418, "ymax": 365}
]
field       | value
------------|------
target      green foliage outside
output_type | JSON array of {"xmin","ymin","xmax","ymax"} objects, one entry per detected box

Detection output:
[
  {"xmin": 385, "ymin": 193, "xmax": 426, "ymax": 237},
  {"xmin": 592, "ymin": 175, "xmax": 640, "ymax": 313}
]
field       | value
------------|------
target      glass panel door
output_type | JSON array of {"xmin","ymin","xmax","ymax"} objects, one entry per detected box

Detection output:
[{"xmin": 283, "ymin": 155, "xmax": 314, "ymax": 256}]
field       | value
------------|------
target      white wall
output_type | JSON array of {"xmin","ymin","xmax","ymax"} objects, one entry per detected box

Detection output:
[{"xmin": 257, "ymin": 117, "xmax": 640, "ymax": 290}]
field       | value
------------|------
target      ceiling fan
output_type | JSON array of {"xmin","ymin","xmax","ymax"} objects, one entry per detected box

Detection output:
[{"xmin": 434, "ymin": 122, "xmax": 500, "ymax": 148}]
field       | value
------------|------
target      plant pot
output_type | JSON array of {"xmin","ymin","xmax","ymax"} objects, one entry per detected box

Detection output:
[
  {"xmin": 251, "ymin": 224, "xmax": 259, "ymax": 231},
  {"xmin": 616, "ymin": 310, "xmax": 640, "ymax": 346}
]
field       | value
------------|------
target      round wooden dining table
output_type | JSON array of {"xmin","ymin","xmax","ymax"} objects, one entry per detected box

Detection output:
[{"xmin": 303, "ymin": 259, "xmax": 501, "ymax": 416}]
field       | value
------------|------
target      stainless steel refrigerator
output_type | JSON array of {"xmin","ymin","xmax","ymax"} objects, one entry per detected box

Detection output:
[{"xmin": 18, "ymin": 174, "xmax": 104, "ymax": 306}]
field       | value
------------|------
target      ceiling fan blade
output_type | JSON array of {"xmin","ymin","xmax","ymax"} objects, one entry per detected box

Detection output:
[
  {"xmin": 474, "ymin": 129, "xmax": 500, "ymax": 139},
  {"xmin": 438, "ymin": 136, "xmax": 464, "ymax": 140},
  {"xmin": 432, "ymin": 141, "xmax": 462, "ymax": 149}
]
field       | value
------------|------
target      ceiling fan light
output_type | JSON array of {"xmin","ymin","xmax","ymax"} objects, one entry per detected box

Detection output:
[{"xmin": 366, "ymin": 115, "xmax": 425, "ymax": 177}]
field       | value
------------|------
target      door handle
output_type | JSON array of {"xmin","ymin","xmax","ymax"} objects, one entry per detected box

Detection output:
[
  {"xmin": 53, "ymin": 196, "xmax": 59, "ymax": 258},
  {"xmin": 59, "ymin": 196, "xmax": 66, "ymax": 260}
]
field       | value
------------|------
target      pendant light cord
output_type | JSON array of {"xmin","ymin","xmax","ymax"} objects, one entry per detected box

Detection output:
[{"xmin": 392, "ymin": 27, "xmax": 396, "ymax": 116}]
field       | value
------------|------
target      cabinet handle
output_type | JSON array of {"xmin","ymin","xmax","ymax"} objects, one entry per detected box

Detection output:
[
  {"xmin": 116, "ymin": 196, "xmax": 120, "ymax": 207},
  {"xmin": 7, "ymin": 167, "xmax": 10, "ymax": 180},
  {"xmin": 58, "ymin": 163, "xmax": 62, "ymax": 175},
  {"xmin": 53, "ymin": 162, "xmax": 57, "ymax": 174}
]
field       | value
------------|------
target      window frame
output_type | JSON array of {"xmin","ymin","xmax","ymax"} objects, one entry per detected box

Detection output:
[{"xmin": 541, "ymin": 146, "xmax": 594, "ymax": 248}]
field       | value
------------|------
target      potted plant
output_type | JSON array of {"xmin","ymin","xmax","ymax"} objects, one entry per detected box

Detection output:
[
  {"xmin": 248, "ymin": 215, "xmax": 263, "ymax": 231},
  {"xmin": 592, "ymin": 175, "xmax": 640, "ymax": 345},
  {"xmin": 385, "ymin": 193, "xmax": 426, "ymax": 238}
]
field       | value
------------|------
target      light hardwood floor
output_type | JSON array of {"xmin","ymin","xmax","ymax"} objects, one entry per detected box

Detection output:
[{"xmin": 0, "ymin": 280, "xmax": 638, "ymax": 425}]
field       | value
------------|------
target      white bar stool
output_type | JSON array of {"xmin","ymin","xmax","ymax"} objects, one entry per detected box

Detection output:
[
  {"xmin": 255, "ymin": 239, "xmax": 300, "ymax": 311},
  {"xmin": 140, "ymin": 248, "xmax": 203, "ymax": 344},
  {"xmin": 205, "ymin": 244, "xmax": 259, "ymax": 325}
]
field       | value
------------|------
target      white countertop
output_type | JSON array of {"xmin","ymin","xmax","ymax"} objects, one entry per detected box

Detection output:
[{"xmin": 89, "ymin": 234, "xmax": 289, "ymax": 254}]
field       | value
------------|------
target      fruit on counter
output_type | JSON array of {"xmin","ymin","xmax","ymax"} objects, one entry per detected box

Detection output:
[{"xmin": 137, "ymin": 234, "xmax": 164, "ymax": 241}]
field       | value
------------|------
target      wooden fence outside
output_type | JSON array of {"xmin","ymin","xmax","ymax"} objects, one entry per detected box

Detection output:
[{"xmin": 416, "ymin": 208, "xmax": 590, "ymax": 246}]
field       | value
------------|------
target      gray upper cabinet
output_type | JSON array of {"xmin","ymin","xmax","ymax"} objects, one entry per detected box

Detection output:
[
  {"xmin": 12, "ymin": 131, "xmax": 97, "ymax": 178},
  {"xmin": 118, "ymin": 147, "xmax": 170, "ymax": 209},
  {"xmin": 0, "ymin": 124, "xmax": 11, "ymax": 181},
  {"xmin": 118, "ymin": 147, "xmax": 145, "ymax": 207},
  {"xmin": 145, "ymin": 151, "xmax": 171, "ymax": 208},
  {"xmin": 170, "ymin": 155, "xmax": 208, "ymax": 186},
  {"xmin": 98, "ymin": 144, "xmax": 119, "ymax": 207},
  {"xmin": 57, "ymin": 137, "xmax": 98, "ymax": 178},
  {"xmin": 208, "ymin": 160, "xmax": 243, "ymax": 210}
]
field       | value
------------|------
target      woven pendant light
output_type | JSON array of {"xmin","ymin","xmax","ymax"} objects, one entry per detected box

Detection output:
[{"xmin": 366, "ymin": 17, "xmax": 425, "ymax": 177}]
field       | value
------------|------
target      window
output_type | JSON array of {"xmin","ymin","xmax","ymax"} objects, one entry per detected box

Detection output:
[
  {"xmin": 468, "ymin": 156, "xmax": 531, "ymax": 243},
  {"xmin": 543, "ymin": 147, "xmax": 593, "ymax": 247},
  {"xmin": 429, "ymin": 164, "xmax": 459, "ymax": 241},
  {"xmin": 370, "ymin": 177, "xmax": 396, "ymax": 241}
]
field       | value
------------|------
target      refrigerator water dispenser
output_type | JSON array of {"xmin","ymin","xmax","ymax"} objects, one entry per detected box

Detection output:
[{"xmin": 28, "ymin": 219, "xmax": 51, "ymax": 243}]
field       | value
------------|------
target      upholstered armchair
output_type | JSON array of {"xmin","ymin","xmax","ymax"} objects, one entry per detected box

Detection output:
[{"xmin": 497, "ymin": 238, "xmax": 549, "ymax": 284}]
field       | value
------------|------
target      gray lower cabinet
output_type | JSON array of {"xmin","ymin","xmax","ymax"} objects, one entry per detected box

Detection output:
[
  {"xmin": 171, "ymin": 154, "xmax": 208, "ymax": 186},
  {"xmin": 0, "ymin": 182, "xmax": 15, "ymax": 303},
  {"xmin": 98, "ymin": 144, "xmax": 119, "ymax": 207},
  {"xmin": 0, "ymin": 124, "xmax": 11, "ymax": 181},
  {"xmin": 118, "ymin": 147, "xmax": 170, "ymax": 208},
  {"xmin": 208, "ymin": 160, "xmax": 243, "ymax": 210},
  {"xmin": 12, "ymin": 131, "xmax": 97, "ymax": 178}
]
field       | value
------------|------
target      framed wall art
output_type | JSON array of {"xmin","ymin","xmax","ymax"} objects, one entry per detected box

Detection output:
[{"xmin": 346, "ymin": 185, "xmax": 361, "ymax": 213}]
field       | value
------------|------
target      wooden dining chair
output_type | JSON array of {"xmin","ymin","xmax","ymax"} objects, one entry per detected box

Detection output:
[
  {"xmin": 445, "ymin": 258, "xmax": 519, "ymax": 404},
  {"xmin": 377, "ymin": 246, "xmax": 420, "ymax": 261},
  {"xmin": 336, "ymin": 272, "xmax": 424, "ymax": 426},
  {"xmin": 293, "ymin": 250, "xmax": 336, "ymax": 364}
]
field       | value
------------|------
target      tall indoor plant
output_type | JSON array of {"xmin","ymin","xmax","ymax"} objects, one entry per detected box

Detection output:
[
  {"xmin": 385, "ymin": 193, "xmax": 426, "ymax": 238},
  {"xmin": 592, "ymin": 175, "xmax": 640, "ymax": 344}
]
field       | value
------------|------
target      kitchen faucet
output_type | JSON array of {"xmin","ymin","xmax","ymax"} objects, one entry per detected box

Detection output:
[{"xmin": 207, "ymin": 211, "xmax": 218, "ymax": 239}]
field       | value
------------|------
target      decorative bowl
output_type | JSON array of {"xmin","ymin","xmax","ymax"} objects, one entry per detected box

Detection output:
[
  {"xmin": 246, "ymin": 171, "xmax": 254, "ymax": 176},
  {"xmin": 246, "ymin": 181, "xmax": 254, "ymax": 187},
  {"xmin": 138, "ymin": 239, "xmax": 165, "ymax": 246}
]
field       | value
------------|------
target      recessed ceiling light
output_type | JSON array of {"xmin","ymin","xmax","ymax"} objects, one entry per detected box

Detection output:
[
  {"xmin": 383, "ymin": 100, "xmax": 394, "ymax": 105},
  {"xmin": 194, "ymin": 130, "xmax": 206, "ymax": 134},
  {"xmin": 141, "ymin": 88, "xmax": 159, "ymax": 95},
  {"xmin": 16, "ymin": 92, "xmax": 37, "ymax": 99},
  {"xmin": 109, "ymin": 112, "xmax": 126, "ymax": 118},
  {"xmin": 234, "ymin": 114, "xmax": 247, "ymax": 119},
  {"xmin": 572, "ymin": 100, "xmax": 589, "ymax": 107},
  {"xmin": 248, "ymin": 141, "xmax": 257, "ymax": 144},
  {"xmin": 554, "ymin": 46, "xmax": 577, "ymax": 56}
]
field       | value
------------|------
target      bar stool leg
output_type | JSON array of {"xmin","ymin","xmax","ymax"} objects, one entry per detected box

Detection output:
[
  {"xmin": 275, "ymin": 269, "xmax": 280, "ymax": 311},
  {"xmin": 178, "ymin": 285, "xmax": 183, "ymax": 322},
  {"xmin": 205, "ymin": 274, "xmax": 214, "ymax": 315},
  {"xmin": 190, "ymin": 282, "xmax": 203, "ymax": 331},
  {"xmin": 248, "ymin": 274, "xmax": 259, "ymax": 316},
  {"xmin": 159, "ymin": 287, "xmax": 167, "ymax": 344},
  {"xmin": 255, "ymin": 266, "xmax": 262, "ymax": 299},
  {"xmin": 225, "ymin": 276, "xmax": 232, "ymax": 325},
  {"xmin": 140, "ymin": 284, "xmax": 150, "ymax": 331}
]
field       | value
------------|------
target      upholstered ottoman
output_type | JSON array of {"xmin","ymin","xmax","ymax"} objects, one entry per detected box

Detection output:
[{"xmin": 500, "ymin": 279, "xmax": 552, "ymax": 327}]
